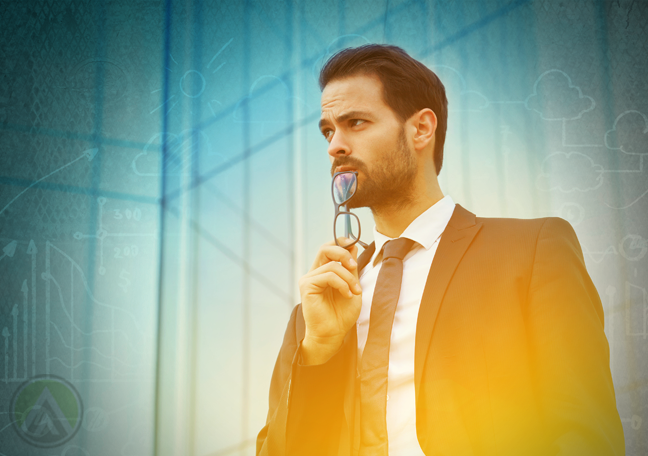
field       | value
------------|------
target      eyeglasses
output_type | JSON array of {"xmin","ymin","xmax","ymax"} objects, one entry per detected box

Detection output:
[{"xmin": 332, "ymin": 171, "xmax": 369, "ymax": 250}]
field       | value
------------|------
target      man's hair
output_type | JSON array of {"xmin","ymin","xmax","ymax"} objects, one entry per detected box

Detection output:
[{"xmin": 319, "ymin": 44, "xmax": 448, "ymax": 175}]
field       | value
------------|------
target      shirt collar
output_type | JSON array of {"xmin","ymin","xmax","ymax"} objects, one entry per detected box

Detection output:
[{"xmin": 370, "ymin": 195, "xmax": 456, "ymax": 264}]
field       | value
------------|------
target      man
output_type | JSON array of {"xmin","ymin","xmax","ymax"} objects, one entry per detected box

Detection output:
[{"xmin": 256, "ymin": 44, "xmax": 624, "ymax": 455}]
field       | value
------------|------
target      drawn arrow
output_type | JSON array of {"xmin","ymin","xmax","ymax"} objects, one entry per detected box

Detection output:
[
  {"xmin": 11, "ymin": 304, "xmax": 18, "ymax": 379},
  {"xmin": 0, "ymin": 240, "xmax": 17, "ymax": 261},
  {"xmin": 622, "ymin": 414, "xmax": 643, "ymax": 430},
  {"xmin": 632, "ymin": 415, "xmax": 642, "ymax": 430},
  {"xmin": 0, "ymin": 148, "xmax": 98, "ymax": 217},
  {"xmin": 2, "ymin": 327, "xmax": 9, "ymax": 383},
  {"xmin": 27, "ymin": 240, "xmax": 37, "ymax": 376},
  {"xmin": 22, "ymin": 280, "xmax": 28, "ymax": 379}
]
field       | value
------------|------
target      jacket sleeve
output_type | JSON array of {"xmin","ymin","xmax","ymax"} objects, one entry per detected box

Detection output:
[
  {"xmin": 256, "ymin": 304, "xmax": 355, "ymax": 456},
  {"xmin": 526, "ymin": 217, "xmax": 625, "ymax": 455}
]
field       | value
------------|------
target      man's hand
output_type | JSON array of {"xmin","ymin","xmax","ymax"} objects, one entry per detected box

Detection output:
[{"xmin": 298, "ymin": 239, "xmax": 362, "ymax": 365}]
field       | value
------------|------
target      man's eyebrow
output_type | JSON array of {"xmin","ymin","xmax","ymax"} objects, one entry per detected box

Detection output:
[{"xmin": 319, "ymin": 110, "xmax": 373, "ymax": 131}]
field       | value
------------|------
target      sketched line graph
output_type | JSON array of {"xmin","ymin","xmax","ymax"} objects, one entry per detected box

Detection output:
[
  {"xmin": 581, "ymin": 234, "xmax": 648, "ymax": 265},
  {"xmin": 582, "ymin": 245, "xmax": 619, "ymax": 265},
  {"xmin": 43, "ymin": 241, "xmax": 149, "ymax": 382},
  {"xmin": 1, "ymin": 240, "xmax": 150, "ymax": 384}
]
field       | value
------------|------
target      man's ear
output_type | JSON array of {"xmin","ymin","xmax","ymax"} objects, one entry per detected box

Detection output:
[{"xmin": 411, "ymin": 108, "xmax": 437, "ymax": 152}]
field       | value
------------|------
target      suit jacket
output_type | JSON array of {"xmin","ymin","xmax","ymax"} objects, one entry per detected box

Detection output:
[{"xmin": 256, "ymin": 204, "xmax": 625, "ymax": 456}]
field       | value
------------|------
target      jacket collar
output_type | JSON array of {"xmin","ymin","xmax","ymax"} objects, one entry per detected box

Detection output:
[{"xmin": 357, "ymin": 204, "xmax": 482, "ymax": 392}]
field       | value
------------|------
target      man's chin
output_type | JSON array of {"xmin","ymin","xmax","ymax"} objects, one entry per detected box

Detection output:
[
  {"xmin": 345, "ymin": 194, "xmax": 371, "ymax": 210},
  {"xmin": 345, "ymin": 203, "xmax": 366, "ymax": 210}
]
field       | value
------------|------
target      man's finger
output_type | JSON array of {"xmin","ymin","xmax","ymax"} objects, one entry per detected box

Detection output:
[
  {"xmin": 310, "ymin": 241, "xmax": 358, "ymax": 271},
  {"xmin": 303, "ymin": 271, "xmax": 355, "ymax": 299},
  {"xmin": 303, "ymin": 262, "xmax": 362, "ymax": 295}
]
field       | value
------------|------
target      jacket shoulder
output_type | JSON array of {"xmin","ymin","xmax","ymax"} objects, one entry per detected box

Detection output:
[{"xmin": 473, "ymin": 214, "xmax": 577, "ymax": 242}]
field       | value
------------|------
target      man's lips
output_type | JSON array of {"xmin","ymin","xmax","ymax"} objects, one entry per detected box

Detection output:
[{"xmin": 335, "ymin": 166, "xmax": 357, "ymax": 173}]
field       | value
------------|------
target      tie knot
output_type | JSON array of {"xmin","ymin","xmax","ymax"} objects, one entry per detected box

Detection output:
[{"xmin": 382, "ymin": 238, "xmax": 415, "ymax": 261}]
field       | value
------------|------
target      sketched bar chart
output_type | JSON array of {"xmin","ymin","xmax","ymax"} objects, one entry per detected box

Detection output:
[{"xmin": 1, "ymin": 240, "xmax": 150, "ymax": 385}]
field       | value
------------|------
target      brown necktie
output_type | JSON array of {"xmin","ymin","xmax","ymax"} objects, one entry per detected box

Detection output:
[{"xmin": 359, "ymin": 237, "xmax": 415, "ymax": 455}]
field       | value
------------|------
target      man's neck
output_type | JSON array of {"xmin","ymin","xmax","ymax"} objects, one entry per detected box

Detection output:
[{"xmin": 372, "ymin": 192, "xmax": 445, "ymax": 239}]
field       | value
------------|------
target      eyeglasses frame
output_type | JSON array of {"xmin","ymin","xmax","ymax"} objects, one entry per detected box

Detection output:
[{"xmin": 331, "ymin": 171, "xmax": 369, "ymax": 250}]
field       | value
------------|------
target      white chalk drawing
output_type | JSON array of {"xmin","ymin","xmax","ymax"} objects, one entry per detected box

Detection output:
[
  {"xmin": 43, "ymin": 241, "xmax": 147, "ymax": 381},
  {"xmin": 132, "ymin": 129, "xmax": 223, "ymax": 177},
  {"xmin": 428, "ymin": 65, "xmax": 490, "ymax": 112},
  {"xmin": 82, "ymin": 407, "xmax": 109, "ymax": 432},
  {"xmin": 1, "ymin": 240, "xmax": 149, "ymax": 383},
  {"xmin": 232, "ymin": 75, "xmax": 310, "ymax": 135},
  {"xmin": 536, "ymin": 152, "xmax": 604, "ymax": 193},
  {"xmin": 0, "ymin": 149, "xmax": 98, "ymax": 217},
  {"xmin": 311, "ymin": 34, "xmax": 371, "ymax": 83},
  {"xmin": 625, "ymin": 281, "xmax": 647, "ymax": 339},
  {"xmin": 207, "ymin": 38, "xmax": 233, "ymax": 72},
  {"xmin": 1, "ymin": 241, "xmax": 38, "ymax": 380},
  {"xmin": 557, "ymin": 202, "xmax": 585, "ymax": 226},
  {"xmin": 603, "ymin": 183, "xmax": 648, "ymax": 210},
  {"xmin": 581, "ymin": 246, "xmax": 618, "ymax": 264},
  {"xmin": 601, "ymin": 154, "xmax": 648, "ymax": 209},
  {"xmin": 525, "ymin": 69, "xmax": 595, "ymax": 121},
  {"xmin": 179, "ymin": 70, "xmax": 206, "ymax": 99},
  {"xmin": 150, "ymin": 39, "xmax": 232, "ymax": 116},
  {"xmin": 605, "ymin": 110, "xmax": 648, "ymax": 155},
  {"xmin": 0, "ymin": 240, "xmax": 17, "ymax": 261},
  {"xmin": 619, "ymin": 234, "xmax": 648, "ymax": 261},
  {"xmin": 580, "ymin": 234, "xmax": 647, "ymax": 265},
  {"xmin": 73, "ymin": 197, "xmax": 154, "ymax": 275},
  {"xmin": 621, "ymin": 414, "xmax": 642, "ymax": 431}
]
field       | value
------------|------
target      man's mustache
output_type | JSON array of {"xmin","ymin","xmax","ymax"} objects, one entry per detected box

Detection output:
[{"xmin": 330, "ymin": 157, "xmax": 368, "ymax": 176}]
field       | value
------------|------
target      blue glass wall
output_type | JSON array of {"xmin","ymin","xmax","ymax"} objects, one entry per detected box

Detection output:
[{"xmin": 0, "ymin": 0, "xmax": 647, "ymax": 455}]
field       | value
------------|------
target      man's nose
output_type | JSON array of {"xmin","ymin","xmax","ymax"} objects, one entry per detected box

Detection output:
[{"xmin": 327, "ymin": 131, "xmax": 351, "ymax": 158}]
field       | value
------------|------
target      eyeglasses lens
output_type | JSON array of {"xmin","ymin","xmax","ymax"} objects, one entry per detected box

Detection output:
[
  {"xmin": 335, "ymin": 213, "xmax": 360, "ymax": 247},
  {"xmin": 333, "ymin": 173, "xmax": 357, "ymax": 205}
]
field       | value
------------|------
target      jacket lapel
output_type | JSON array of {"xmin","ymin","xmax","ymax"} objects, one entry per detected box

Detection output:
[{"xmin": 414, "ymin": 204, "xmax": 483, "ymax": 392}]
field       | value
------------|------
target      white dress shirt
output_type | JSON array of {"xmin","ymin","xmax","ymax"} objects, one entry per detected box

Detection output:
[{"xmin": 357, "ymin": 195, "xmax": 456, "ymax": 455}]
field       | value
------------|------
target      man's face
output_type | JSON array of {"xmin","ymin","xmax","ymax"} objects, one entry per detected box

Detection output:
[{"xmin": 320, "ymin": 73, "xmax": 417, "ymax": 211}]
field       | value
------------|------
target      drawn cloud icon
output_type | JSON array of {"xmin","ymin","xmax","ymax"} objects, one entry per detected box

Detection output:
[
  {"xmin": 427, "ymin": 65, "xmax": 489, "ymax": 112},
  {"xmin": 525, "ymin": 70, "xmax": 595, "ymax": 121},
  {"xmin": 536, "ymin": 152, "xmax": 604, "ymax": 193},
  {"xmin": 604, "ymin": 110, "xmax": 648, "ymax": 155},
  {"xmin": 233, "ymin": 75, "xmax": 309, "ymax": 125}
]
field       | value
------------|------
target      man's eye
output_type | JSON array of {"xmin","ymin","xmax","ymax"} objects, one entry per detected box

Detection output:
[
  {"xmin": 323, "ymin": 129, "xmax": 334, "ymax": 140},
  {"xmin": 351, "ymin": 119, "xmax": 365, "ymax": 127}
]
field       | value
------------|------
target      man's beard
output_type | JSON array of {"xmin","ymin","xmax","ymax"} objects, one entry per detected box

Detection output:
[{"xmin": 330, "ymin": 128, "xmax": 417, "ymax": 212}]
